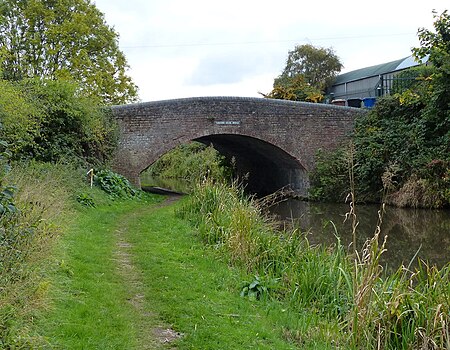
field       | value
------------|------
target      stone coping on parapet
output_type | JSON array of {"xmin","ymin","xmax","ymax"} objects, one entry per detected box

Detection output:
[{"xmin": 111, "ymin": 96, "xmax": 365, "ymax": 112}]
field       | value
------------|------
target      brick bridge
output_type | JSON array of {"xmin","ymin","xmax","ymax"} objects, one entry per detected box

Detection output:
[{"xmin": 111, "ymin": 97, "xmax": 364, "ymax": 196}]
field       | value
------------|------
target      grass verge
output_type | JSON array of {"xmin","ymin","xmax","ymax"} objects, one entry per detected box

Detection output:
[
  {"xmin": 37, "ymin": 193, "xmax": 332, "ymax": 349},
  {"xmin": 36, "ymin": 198, "xmax": 156, "ymax": 349}
]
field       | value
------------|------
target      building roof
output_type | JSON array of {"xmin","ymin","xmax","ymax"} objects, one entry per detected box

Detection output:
[{"xmin": 333, "ymin": 56, "xmax": 421, "ymax": 85}]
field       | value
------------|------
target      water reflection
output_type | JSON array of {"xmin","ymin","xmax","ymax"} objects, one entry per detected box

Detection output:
[
  {"xmin": 271, "ymin": 199, "xmax": 450, "ymax": 270},
  {"xmin": 140, "ymin": 172, "xmax": 450, "ymax": 270}
]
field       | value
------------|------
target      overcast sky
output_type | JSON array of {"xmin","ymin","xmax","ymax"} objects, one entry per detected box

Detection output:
[{"xmin": 93, "ymin": 0, "xmax": 447, "ymax": 102}]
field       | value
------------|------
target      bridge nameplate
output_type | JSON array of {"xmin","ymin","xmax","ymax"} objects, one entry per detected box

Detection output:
[{"xmin": 215, "ymin": 121, "xmax": 241, "ymax": 125}]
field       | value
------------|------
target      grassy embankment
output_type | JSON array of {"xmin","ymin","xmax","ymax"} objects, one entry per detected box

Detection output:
[
  {"xmin": 1, "ymin": 163, "xmax": 312, "ymax": 349},
  {"xmin": 1, "ymin": 162, "xmax": 449, "ymax": 349},
  {"xmin": 38, "ymin": 194, "xmax": 312, "ymax": 349},
  {"xmin": 178, "ymin": 180, "xmax": 450, "ymax": 349}
]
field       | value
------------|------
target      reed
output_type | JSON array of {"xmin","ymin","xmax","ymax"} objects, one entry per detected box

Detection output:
[
  {"xmin": 178, "ymin": 178, "xmax": 352, "ymax": 319},
  {"xmin": 179, "ymin": 178, "xmax": 450, "ymax": 349}
]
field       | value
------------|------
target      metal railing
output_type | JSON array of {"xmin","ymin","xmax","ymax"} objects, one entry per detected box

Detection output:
[{"xmin": 375, "ymin": 76, "xmax": 418, "ymax": 97}]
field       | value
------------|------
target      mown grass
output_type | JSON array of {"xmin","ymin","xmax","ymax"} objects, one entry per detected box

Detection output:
[
  {"xmin": 36, "ymin": 198, "xmax": 160, "ymax": 349},
  {"xmin": 124, "ymin": 199, "xmax": 334, "ymax": 349}
]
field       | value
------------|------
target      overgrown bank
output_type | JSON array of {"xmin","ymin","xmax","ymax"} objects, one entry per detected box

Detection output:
[
  {"xmin": 0, "ymin": 156, "xmax": 142, "ymax": 348},
  {"xmin": 310, "ymin": 11, "xmax": 449, "ymax": 208},
  {"xmin": 1, "ymin": 156, "xmax": 449, "ymax": 349},
  {"xmin": 179, "ymin": 179, "xmax": 450, "ymax": 349},
  {"xmin": 0, "ymin": 163, "xmax": 306, "ymax": 349}
]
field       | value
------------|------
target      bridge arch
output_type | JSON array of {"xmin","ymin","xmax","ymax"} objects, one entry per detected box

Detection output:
[
  {"xmin": 111, "ymin": 97, "xmax": 363, "ymax": 196},
  {"xmin": 194, "ymin": 133, "xmax": 307, "ymax": 195}
]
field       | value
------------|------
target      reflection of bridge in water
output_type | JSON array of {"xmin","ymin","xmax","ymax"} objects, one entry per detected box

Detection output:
[{"xmin": 111, "ymin": 97, "xmax": 364, "ymax": 196}]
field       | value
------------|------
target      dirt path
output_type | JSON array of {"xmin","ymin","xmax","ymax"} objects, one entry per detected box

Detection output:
[{"xmin": 113, "ymin": 195, "xmax": 183, "ymax": 349}]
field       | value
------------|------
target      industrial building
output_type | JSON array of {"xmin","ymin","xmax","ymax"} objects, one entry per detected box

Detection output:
[{"xmin": 328, "ymin": 56, "xmax": 426, "ymax": 108}]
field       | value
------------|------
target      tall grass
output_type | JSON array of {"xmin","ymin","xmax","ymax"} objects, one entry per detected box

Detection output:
[
  {"xmin": 350, "ymin": 254, "xmax": 450, "ymax": 349},
  {"xmin": 178, "ymin": 179, "xmax": 352, "ymax": 320},
  {"xmin": 0, "ymin": 161, "xmax": 90, "ymax": 347},
  {"xmin": 178, "ymin": 179, "xmax": 450, "ymax": 349}
]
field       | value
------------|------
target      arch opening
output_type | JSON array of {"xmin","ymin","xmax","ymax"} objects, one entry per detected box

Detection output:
[{"xmin": 195, "ymin": 134, "xmax": 308, "ymax": 197}]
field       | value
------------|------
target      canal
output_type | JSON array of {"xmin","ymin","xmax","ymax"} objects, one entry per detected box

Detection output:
[
  {"xmin": 141, "ymin": 174, "xmax": 450, "ymax": 270},
  {"xmin": 271, "ymin": 199, "xmax": 450, "ymax": 270}
]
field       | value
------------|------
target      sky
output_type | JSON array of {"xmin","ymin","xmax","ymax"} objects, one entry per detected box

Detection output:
[{"xmin": 93, "ymin": 0, "xmax": 447, "ymax": 102}]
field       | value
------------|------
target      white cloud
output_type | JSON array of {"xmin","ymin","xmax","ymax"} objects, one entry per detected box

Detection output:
[{"xmin": 93, "ymin": 0, "xmax": 447, "ymax": 102}]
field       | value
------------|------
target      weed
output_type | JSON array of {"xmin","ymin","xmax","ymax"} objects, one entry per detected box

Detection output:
[
  {"xmin": 94, "ymin": 169, "xmax": 139, "ymax": 199},
  {"xmin": 240, "ymin": 275, "xmax": 280, "ymax": 301},
  {"xmin": 76, "ymin": 192, "xmax": 95, "ymax": 207}
]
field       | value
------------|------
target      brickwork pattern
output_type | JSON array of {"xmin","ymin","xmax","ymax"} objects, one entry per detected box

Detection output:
[{"xmin": 111, "ymin": 97, "xmax": 364, "ymax": 193}]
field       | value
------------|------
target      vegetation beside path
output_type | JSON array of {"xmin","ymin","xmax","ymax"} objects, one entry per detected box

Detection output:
[
  {"xmin": 29, "ymin": 191, "xmax": 305, "ymax": 349},
  {"xmin": 1, "ymin": 161, "xmax": 449, "ymax": 349},
  {"xmin": 179, "ymin": 179, "xmax": 450, "ymax": 349}
]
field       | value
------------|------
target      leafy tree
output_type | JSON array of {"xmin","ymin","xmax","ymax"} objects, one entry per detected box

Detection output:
[
  {"xmin": 0, "ymin": 0, "xmax": 138, "ymax": 104},
  {"xmin": 277, "ymin": 44, "xmax": 343, "ymax": 91},
  {"xmin": 0, "ymin": 78, "xmax": 117, "ymax": 164},
  {"xmin": 412, "ymin": 10, "xmax": 450, "ymax": 150},
  {"xmin": 0, "ymin": 79, "xmax": 40, "ymax": 157},
  {"xmin": 261, "ymin": 75, "xmax": 323, "ymax": 102},
  {"xmin": 264, "ymin": 44, "xmax": 342, "ymax": 102}
]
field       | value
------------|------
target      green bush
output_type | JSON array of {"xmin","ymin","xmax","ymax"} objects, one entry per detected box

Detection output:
[
  {"xmin": 94, "ymin": 169, "xmax": 139, "ymax": 199},
  {"xmin": 311, "ymin": 94, "xmax": 449, "ymax": 208},
  {"xmin": 0, "ymin": 78, "xmax": 118, "ymax": 165},
  {"xmin": 390, "ymin": 65, "xmax": 434, "ymax": 95},
  {"xmin": 309, "ymin": 146, "xmax": 350, "ymax": 202}
]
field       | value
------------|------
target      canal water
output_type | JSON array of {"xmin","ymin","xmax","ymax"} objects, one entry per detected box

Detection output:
[
  {"xmin": 271, "ymin": 199, "xmax": 450, "ymax": 270},
  {"xmin": 141, "ymin": 174, "xmax": 450, "ymax": 270}
]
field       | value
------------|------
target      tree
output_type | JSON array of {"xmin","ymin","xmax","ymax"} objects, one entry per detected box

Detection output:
[
  {"xmin": 264, "ymin": 44, "xmax": 342, "ymax": 102},
  {"xmin": 0, "ymin": 79, "xmax": 40, "ymax": 157},
  {"xmin": 0, "ymin": 78, "xmax": 118, "ymax": 164},
  {"xmin": 261, "ymin": 74, "xmax": 323, "ymax": 102},
  {"xmin": 413, "ymin": 10, "xmax": 450, "ymax": 76},
  {"xmin": 412, "ymin": 10, "xmax": 450, "ymax": 150},
  {"xmin": 0, "ymin": 0, "xmax": 138, "ymax": 104}
]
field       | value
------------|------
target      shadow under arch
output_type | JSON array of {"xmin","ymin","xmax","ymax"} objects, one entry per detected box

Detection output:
[{"xmin": 195, "ymin": 133, "xmax": 308, "ymax": 196}]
